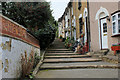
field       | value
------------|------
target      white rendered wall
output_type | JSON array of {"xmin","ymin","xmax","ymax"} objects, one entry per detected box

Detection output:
[{"xmin": 0, "ymin": 36, "xmax": 40, "ymax": 78}]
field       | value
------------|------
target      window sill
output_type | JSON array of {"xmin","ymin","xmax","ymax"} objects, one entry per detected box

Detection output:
[{"xmin": 111, "ymin": 34, "xmax": 120, "ymax": 37}]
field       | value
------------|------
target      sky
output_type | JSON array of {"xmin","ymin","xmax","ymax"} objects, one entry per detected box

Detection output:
[{"xmin": 47, "ymin": 0, "xmax": 70, "ymax": 21}]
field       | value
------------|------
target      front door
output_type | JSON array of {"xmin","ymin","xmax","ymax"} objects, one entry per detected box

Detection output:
[
  {"xmin": 74, "ymin": 29, "xmax": 76, "ymax": 41},
  {"xmin": 100, "ymin": 18, "xmax": 108, "ymax": 49},
  {"xmin": 84, "ymin": 17, "xmax": 87, "ymax": 44}
]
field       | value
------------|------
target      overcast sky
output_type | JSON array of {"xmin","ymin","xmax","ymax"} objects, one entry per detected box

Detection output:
[{"xmin": 47, "ymin": 0, "xmax": 70, "ymax": 21}]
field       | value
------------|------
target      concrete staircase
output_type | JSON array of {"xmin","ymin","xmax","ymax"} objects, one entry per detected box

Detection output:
[
  {"xmin": 39, "ymin": 39, "xmax": 118, "ymax": 70},
  {"xmin": 90, "ymin": 50, "xmax": 119, "ymax": 64},
  {"xmin": 35, "ymin": 39, "xmax": 118, "ymax": 78},
  {"xmin": 91, "ymin": 50, "xmax": 109, "ymax": 58}
]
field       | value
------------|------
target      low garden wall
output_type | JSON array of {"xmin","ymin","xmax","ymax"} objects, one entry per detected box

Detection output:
[{"xmin": 0, "ymin": 14, "xmax": 40, "ymax": 78}]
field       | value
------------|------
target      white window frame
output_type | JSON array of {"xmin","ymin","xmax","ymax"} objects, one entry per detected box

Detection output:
[
  {"xmin": 112, "ymin": 12, "xmax": 120, "ymax": 36},
  {"xmin": 72, "ymin": 7, "xmax": 73, "ymax": 16}
]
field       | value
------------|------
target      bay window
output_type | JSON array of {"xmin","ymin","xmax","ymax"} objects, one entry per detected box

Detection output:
[
  {"xmin": 112, "ymin": 12, "xmax": 120, "ymax": 35},
  {"xmin": 118, "ymin": 14, "xmax": 120, "ymax": 33}
]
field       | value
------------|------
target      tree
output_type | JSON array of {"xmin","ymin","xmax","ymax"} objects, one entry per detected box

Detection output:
[
  {"xmin": 2, "ymin": 1, "xmax": 53, "ymax": 30},
  {"xmin": 2, "ymin": 1, "xmax": 57, "ymax": 49}
]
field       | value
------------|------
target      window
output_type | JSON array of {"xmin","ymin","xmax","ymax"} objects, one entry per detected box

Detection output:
[
  {"xmin": 112, "ymin": 15, "xmax": 116, "ymax": 34},
  {"xmin": 118, "ymin": 14, "xmax": 120, "ymax": 18},
  {"xmin": 103, "ymin": 23, "xmax": 107, "ymax": 33},
  {"xmin": 112, "ymin": 15, "xmax": 116, "ymax": 21},
  {"xmin": 112, "ymin": 12, "xmax": 120, "ymax": 35},
  {"xmin": 79, "ymin": 18, "xmax": 83, "ymax": 34},
  {"xmin": 113, "ymin": 22, "xmax": 116, "ymax": 33},
  {"xmin": 78, "ymin": 0, "xmax": 81, "ymax": 10},
  {"xmin": 118, "ymin": 20, "xmax": 120, "ymax": 33},
  {"xmin": 72, "ymin": 7, "xmax": 73, "ymax": 16},
  {"xmin": 118, "ymin": 14, "xmax": 120, "ymax": 33}
]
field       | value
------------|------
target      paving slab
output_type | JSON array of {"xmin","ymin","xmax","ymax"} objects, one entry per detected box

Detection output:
[
  {"xmin": 43, "ymin": 58, "xmax": 102, "ymax": 63},
  {"xmin": 35, "ymin": 69, "xmax": 118, "ymax": 78}
]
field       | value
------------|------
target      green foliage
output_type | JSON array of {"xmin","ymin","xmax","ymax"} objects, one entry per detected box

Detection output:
[
  {"xmin": 56, "ymin": 28, "xmax": 59, "ymax": 38},
  {"xmin": 64, "ymin": 37, "xmax": 75, "ymax": 50},
  {"xmin": 60, "ymin": 35, "xmax": 62, "ymax": 39},
  {"xmin": 2, "ymin": 2, "xmax": 54, "ymax": 29},
  {"xmin": 33, "ymin": 53, "xmax": 40, "ymax": 69},
  {"xmin": 64, "ymin": 37, "xmax": 70, "ymax": 48},
  {"xmin": 2, "ymin": 1, "xmax": 58, "ymax": 49},
  {"xmin": 35, "ymin": 24, "xmax": 56, "ymax": 49},
  {"xmin": 29, "ymin": 75, "xmax": 34, "ymax": 79}
]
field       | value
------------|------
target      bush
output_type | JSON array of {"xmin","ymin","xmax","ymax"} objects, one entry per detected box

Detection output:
[
  {"xmin": 35, "ymin": 25, "xmax": 56, "ymax": 50},
  {"xmin": 62, "ymin": 38, "xmax": 66, "ymax": 42},
  {"xmin": 64, "ymin": 37, "xmax": 75, "ymax": 50},
  {"xmin": 33, "ymin": 53, "xmax": 40, "ymax": 69},
  {"xmin": 60, "ymin": 35, "xmax": 62, "ymax": 39},
  {"xmin": 21, "ymin": 50, "xmax": 34, "ymax": 78},
  {"xmin": 64, "ymin": 37, "xmax": 70, "ymax": 48}
]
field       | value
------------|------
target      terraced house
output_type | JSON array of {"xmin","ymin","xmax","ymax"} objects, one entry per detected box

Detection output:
[
  {"xmin": 58, "ymin": 7, "xmax": 71, "ymax": 38},
  {"xmin": 58, "ymin": 0, "xmax": 90, "ymax": 53},
  {"xmin": 72, "ymin": 0, "xmax": 90, "ymax": 53},
  {"xmin": 89, "ymin": 1, "xmax": 120, "ymax": 54},
  {"xmin": 59, "ymin": 0, "xmax": 120, "ymax": 55}
]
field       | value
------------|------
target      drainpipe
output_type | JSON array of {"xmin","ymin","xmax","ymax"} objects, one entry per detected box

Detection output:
[{"xmin": 87, "ymin": 0, "xmax": 91, "ymax": 52}]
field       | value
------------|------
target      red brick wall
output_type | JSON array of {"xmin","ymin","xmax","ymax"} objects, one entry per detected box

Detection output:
[{"xmin": 0, "ymin": 15, "xmax": 40, "ymax": 48}]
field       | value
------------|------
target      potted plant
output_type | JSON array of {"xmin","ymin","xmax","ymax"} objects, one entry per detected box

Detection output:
[
  {"xmin": 59, "ymin": 35, "xmax": 63, "ymax": 41},
  {"xmin": 111, "ymin": 43, "xmax": 120, "ymax": 55}
]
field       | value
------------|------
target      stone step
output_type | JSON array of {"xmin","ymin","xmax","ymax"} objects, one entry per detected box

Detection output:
[
  {"xmin": 102, "ymin": 55, "xmax": 119, "ymax": 64},
  {"xmin": 41, "ymin": 62, "xmax": 117, "ymax": 67},
  {"xmin": 45, "ymin": 53, "xmax": 79, "ymax": 56},
  {"xmin": 94, "ymin": 50, "xmax": 109, "ymax": 55},
  {"xmin": 40, "ymin": 65, "xmax": 119, "ymax": 70},
  {"xmin": 92, "ymin": 54, "xmax": 103, "ymax": 58},
  {"xmin": 48, "ymin": 47, "xmax": 66, "ymax": 49},
  {"xmin": 36, "ymin": 69, "xmax": 118, "ymax": 78},
  {"xmin": 43, "ymin": 58, "xmax": 102, "ymax": 63},
  {"xmin": 46, "ymin": 51, "xmax": 74, "ymax": 53},
  {"xmin": 45, "ymin": 55, "xmax": 91, "ymax": 59},
  {"xmin": 47, "ymin": 49, "xmax": 71, "ymax": 51}
]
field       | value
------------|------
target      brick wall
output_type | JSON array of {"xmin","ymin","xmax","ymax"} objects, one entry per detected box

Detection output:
[{"xmin": 0, "ymin": 14, "xmax": 40, "ymax": 78}]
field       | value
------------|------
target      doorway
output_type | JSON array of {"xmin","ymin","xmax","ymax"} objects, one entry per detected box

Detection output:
[{"xmin": 100, "ymin": 18, "xmax": 108, "ymax": 49}]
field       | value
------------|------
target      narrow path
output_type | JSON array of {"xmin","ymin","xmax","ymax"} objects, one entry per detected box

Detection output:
[{"xmin": 35, "ymin": 39, "xmax": 118, "ymax": 78}]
